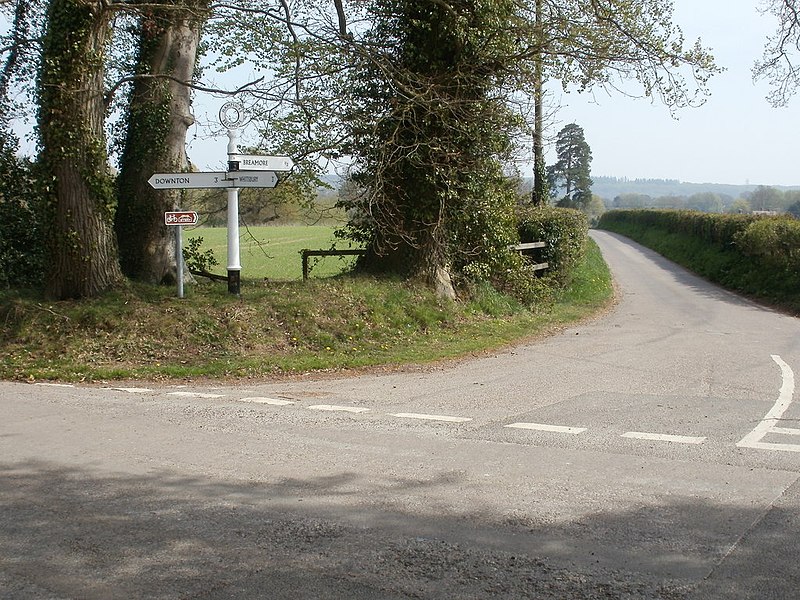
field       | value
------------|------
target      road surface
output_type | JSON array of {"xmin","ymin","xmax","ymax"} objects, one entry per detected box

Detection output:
[{"xmin": 2, "ymin": 230, "xmax": 799, "ymax": 598}]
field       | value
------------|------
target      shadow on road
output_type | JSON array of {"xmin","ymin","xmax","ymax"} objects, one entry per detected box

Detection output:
[{"xmin": 2, "ymin": 460, "xmax": 798, "ymax": 599}]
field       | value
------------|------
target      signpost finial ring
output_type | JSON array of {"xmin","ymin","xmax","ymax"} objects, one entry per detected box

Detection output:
[{"xmin": 219, "ymin": 101, "xmax": 247, "ymax": 129}]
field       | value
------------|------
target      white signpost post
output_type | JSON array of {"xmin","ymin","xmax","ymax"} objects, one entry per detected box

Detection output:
[
  {"xmin": 148, "ymin": 100, "xmax": 293, "ymax": 295},
  {"xmin": 220, "ymin": 101, "xmax": 248, "ymax": 295}
]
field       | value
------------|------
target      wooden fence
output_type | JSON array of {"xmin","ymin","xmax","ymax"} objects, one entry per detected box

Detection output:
[
  {"xmin": 301, "ymin": 242, "xmax": 547, "ymax": 280},
  {"xmin": 301, "ymin": 249, "xmax": 366, "ymax": 280},
  {"xmin": 511, "ymin": 241, "xmax": 549, "ymax": 272}
]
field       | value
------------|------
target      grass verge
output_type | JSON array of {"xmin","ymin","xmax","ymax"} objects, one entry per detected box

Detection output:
[{"xmin": 0, "ymin": 240, "xmax": 613, "ymax": 382}]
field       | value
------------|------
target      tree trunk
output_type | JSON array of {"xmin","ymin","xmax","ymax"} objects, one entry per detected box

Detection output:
[
  {"xmin": 532, "ymin": 67, "xmax": 546, "ymax": 206},
  {"xmin": 116, "ymin": 3, "xmax": 207, "ymax": 284},
  {"xmin": 531, "ymin": 0, "xmax": 547, "ymax": 206},
  {"xmin": 360, "ymin": 226, "xmax": 456, "ymax": 300},
  {"xmin": 38, "ymin": 0, "xmax": 124, "ymax": 299}
]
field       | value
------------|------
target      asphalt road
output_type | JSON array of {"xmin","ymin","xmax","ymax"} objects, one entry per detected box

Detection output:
[{"xmin": 2, "ymin": 230, "xmax": 799, "ymax": 599}]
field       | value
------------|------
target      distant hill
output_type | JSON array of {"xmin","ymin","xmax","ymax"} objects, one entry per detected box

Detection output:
[
  {"xmin": 590, "ymin": 176, "xmax": 800, "ymax": 201},
  {"xmin": 324, "ymin": 173, "xmax": 800, "ymax": 204}
]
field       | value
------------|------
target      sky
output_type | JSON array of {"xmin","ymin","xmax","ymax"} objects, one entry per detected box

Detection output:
[{"xmin": 546, "ymin": 0, "xmax": 797, "ymax": 186}]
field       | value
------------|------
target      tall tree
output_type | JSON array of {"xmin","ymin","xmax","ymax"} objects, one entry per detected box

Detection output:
[
  {"xmin": 0, "ymin": 5, "xmax": 43, "ymax": 290},
  {"xmin": 547, "ymin": 123, "xmax": 592, "ymax": 208},
  {"xmin": 526, "ymin": 0, "xmax": 718, "ymax": 200},
  {"xmin": 37, "ymin": 0, "xmax": 124, "ymax": 299},
  {"xmin": 754, "ymin": 0, "xmax": 800, "ymax": 106},
  {"xmin": 0, "ymin": 0, "xmax": 46, "ymax": 121},
  {"xmin": 339, "ymin": 0, "xmax": 524, "ymax": 298},
  {"xmin": 0, "ymin": 1, "xmax": 29, "ymax": 101},
  {"xmin": 531, "ymin": 0, "xmax": 548, "ymax": 206},
  {"xmin": 748, "ymin": 185, "xmax": 785, "ymax": 211},
  {"xmin": 115, "ymin": 2, "xmax": 210, "ymax": 284}
]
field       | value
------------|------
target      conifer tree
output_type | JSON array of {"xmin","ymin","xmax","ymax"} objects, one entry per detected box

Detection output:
[{"xmin": 547, "ymin": 123, "xmax": 593, "ymax": 209}]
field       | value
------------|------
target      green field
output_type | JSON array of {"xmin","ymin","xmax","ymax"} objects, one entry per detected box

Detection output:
[{"xmin": 186, "ymin": 225, "xmax": 362, "ymax": 280}]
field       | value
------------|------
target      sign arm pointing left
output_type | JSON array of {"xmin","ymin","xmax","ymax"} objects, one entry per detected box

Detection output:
[{"xmin": 148, "ymin": 171, "xmax": 278, "ymax": 190}]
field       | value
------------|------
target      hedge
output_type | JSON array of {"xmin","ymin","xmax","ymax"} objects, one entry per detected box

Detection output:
[{"xmin": 516, "ymin": 205, "xmax": 588, "ymax": 284}]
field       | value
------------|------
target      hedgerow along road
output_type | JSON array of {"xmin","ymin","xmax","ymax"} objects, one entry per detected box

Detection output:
[{"xmin": 1, "ymin": 230, "xmax": 798, "ymax": 599}]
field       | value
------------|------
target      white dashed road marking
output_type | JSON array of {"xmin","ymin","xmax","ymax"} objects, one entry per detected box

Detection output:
[
  {"xmin": 505, "ymin": 422, "xmax": 587, "ymax": 434},
  {"xmin": 168, "ymin": 391, "xmax": 226, "ymax": 399},
  {"xmin": 621, "ymin": 431, "xmax": 706, "ymax": 445},
  {"xmin": 84, "ymin": 355, "xmax": 799, "ymax": 454},
  {"xmin": 391, "ymin": 413, "xmax": 472, "ymax": 423},
  {"xmin": 239, "ymin": 397, "xmax": 295, "ymax": 406},
  {"xmin": 34, "ymin": 383, "xmax": 75, "ymax": 388},
  {"xmin": 737, "ymin": 355, "xmax": 799, "ymax": 452},
  {"xmin": 308, "ymin": 404, "xmax": 370, "ymax": 414}
]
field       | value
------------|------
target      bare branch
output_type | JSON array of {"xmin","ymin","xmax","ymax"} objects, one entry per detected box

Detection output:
[
  {"xmin": 754, "ymin": 0, "xmax": 800, "ymax": 106},
  {"xmin": 104, "ymin": 73, "xmax": 265, "ymax": 108}
]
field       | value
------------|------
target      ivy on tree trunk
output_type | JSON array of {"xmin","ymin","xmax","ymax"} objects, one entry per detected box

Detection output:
[
  {"xmin": 341, "ymin": 0, "xmax": 523, "ymax": 299},
  {"xmin": 38, "ymin": 0, "xmax": 124, "ymax": 300},
  {"xmin": 116, "ymin": 3, "xmax": 208, "ymax": 284}
]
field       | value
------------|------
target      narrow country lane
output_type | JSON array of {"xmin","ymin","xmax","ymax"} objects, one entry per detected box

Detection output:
[{"xmin": 1, "ymin": 230, "xmax": 799, "ymax": 599}]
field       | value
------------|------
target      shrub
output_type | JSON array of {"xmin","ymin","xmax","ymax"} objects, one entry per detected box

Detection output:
[
  {"xmin": 516, "ymin": 205, "xmax": 588, "ymax": 284},
  {"xmin": 598, "ymin": 209, "xmax": 755, "ymax": 249},
  {"xmin": 461, "ymin": 252, "xmax": 556, "ymax": 308},
  {"xmin": 0, "ymin": 136, "xmax": 44, "ymax": 289},
  {"xmin": 457, "ymin": 205, "xmax": 587, "ymax": 307},
  {"xmin": 183, "ymin": 236, "xmax": 219, "ymax": 275},
  {"xmin": 734, "ymin": 217, "xmax": 800, "ymax": 274}
]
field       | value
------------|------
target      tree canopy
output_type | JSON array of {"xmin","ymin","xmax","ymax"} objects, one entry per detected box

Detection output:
[
  {"xmin": 0, "ymin": 0, "xmax": 722, "ymax": 299},
  {"xmin": 754, "ymin": 0, "xmax": 800, "ymax": 106},
  {"xmin": 547, "ymin": 123, "xmax": 593, "ymax": 209}
]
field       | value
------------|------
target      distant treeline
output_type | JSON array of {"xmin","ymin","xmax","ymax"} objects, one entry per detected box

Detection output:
[
  {"xmin": 592, "ymin": 176, "xmax": 800, "ymax": 212},
  {"xmin": 596, "ymin": 176, "xmax": 681, "ymax": 185},
  {"xmin": 594, "ymin": 178, "xmax": 800, "ymax": 217}
]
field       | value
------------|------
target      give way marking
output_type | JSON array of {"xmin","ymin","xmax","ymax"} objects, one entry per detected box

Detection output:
[{"xmin": 737, "ymin": 355, "xmax": 799, "ymax": 452}]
